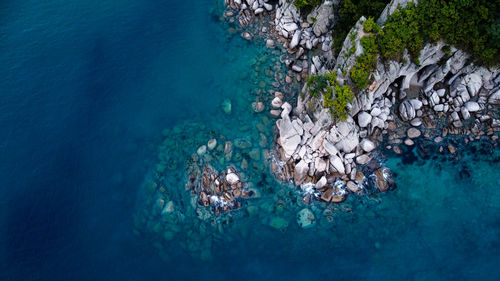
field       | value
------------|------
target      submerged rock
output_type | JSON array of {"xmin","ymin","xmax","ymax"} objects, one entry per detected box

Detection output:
[
  {"xmin": 221, "ymin": 98, "xmax": 232, "ymax": 114},
  {"xmin": 269, "ymin": 217, "xmax": 289, "ymax": 231},
  {"xmin": 252, "ymin": 101, "xmax": 265, "ymax": 113},
  {"xmin": 197, "ymin": 145, "xmax": 207, "ymax": 156},
  {"xmin": 207, "ymin": 139, "xmax": 217, "ymax": 150},
  {"xmin": 407, "ymin": 128, "xmax": 421, "ymax": 139},
  {"xmin": 297, "ymin": 208, "xmax": 316, "ymax": 229},
  {"xmin": 373, "ymin": 168, "xmax": 395, "ymax": 192},
  {"xmin": 266, "ymin": 39, "xmax": 275, "ymax": 48}
]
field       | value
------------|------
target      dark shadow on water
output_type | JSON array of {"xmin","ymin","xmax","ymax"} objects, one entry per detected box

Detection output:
[{"xmin": 4, "ymin": 147, "xmax": 83, "ymax": 278}]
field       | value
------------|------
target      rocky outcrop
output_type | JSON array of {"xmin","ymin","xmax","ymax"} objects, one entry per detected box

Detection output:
[
  {"xmin": 225, "ymin": 0, "xmax": 499, "ymax": 206},
  {"xmin": 186, "ymin": 163, "xmax": 254, "ymax": 215},
  {"xmin": 271, "ymin": 0, "xmax": 500, "ymax": 204}
]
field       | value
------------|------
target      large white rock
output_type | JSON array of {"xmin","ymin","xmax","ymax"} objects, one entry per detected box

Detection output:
[
  {"xmin": 271, "ymin": 97, "xmax": 283, "ymax": 108},
  {"xmin": 360, "ymin": 139, "xmax": 376, "ymax": 152},
  {"xmin": 335, "ymin": 132, "xmax": 359, "ymax": 153},
  {"xmin": 279, "ymin": 116, "xmax": 301, "ymax": 159},
  {"xmin": 337, "ymin": 122, "xmax": 350, "ymax": 137},
  {"xmin": 312, "ymin": 2, "xmax": 334, "ymax": 37},
  {"xmin": 399, "ymin": 100, "xmax": 415, "ymax": 121},
  {"xmin": 370, "ymin": 107, "xmax": 382, "ymax": 117},
  {"xmin": 314, "ymin": 157, "xmax": 328, "ymax": 173},
  {"xmin": 290, "ymin": 30, "xmax": 301, "ymax": 49},
  {"xmin": 488, "ymin": 89, "xmax": 500, "ymax": 104},
  {"xmin": 464, "ymin": 101, "xmax": 480, "ymax": 112},
  {"xmin": 282, "ymin": 22, "xmax": 298, "ymax": 33},
  {"xmin": 281, "ymin": 102, "xmax": 292, "ymax": 117},
  {"xmin": 465, "ymin": 73, "xmax": 482, "ymax": 97},
  {"xmin": 433, "ymin": 104, "xmax": 444, "ymax": 112},
  {"xmin": 430, "ymin": 91, "xmax": 440, "ymax": 105},
  {"xmin": 292, "ymin": 63, "xmax": 303, "ymax": 72},
  {"xmin": 461, "ymin": 107, "xmax": 471, "ymax": 120},
  {"xmin": 409, "ymin": 99, "xmax": 423, "ymax": 110},
  {"xmin": 294, "ymin": 160, "xmax": 309, "ymax": 185},
  {"xmin": 323, "ymin": 140, "xmax": 339, "ymax": 156},
  {"xmin": 315, "ymin": 176, "xmax": 327, "ymax": 189},
  {"xmin": 330, "ymin": 155, "xmax": 345, "ymax": 174},
  {"xmin": 282, "ymin": 135, "xmax": 301, "ymax": 159},
  {"xmin": 358, "ymin": 112, "xmax": 372, "ymax": 128},
  {"xmin": 226, "ymin": 173, "xmax": 240, "ymax": 185},
  {"xmin": 310, "ymin": 130, "xmax": 327, "ymax": 151},
  {"xmin": 356, "ymin": 154, "xmax": 371, "ymax": 165}
]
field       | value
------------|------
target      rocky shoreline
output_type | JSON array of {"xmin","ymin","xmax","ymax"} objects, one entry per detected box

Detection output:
[
  {"xmin": 133, "ymin": 0, "xmax": 499, "ymax": 260},
  {"xmin": 223, "ymin": 0, "xmax": 500, "ymax": 204}
]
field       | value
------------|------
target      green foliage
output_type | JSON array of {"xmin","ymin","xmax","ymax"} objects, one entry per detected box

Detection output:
[
  {"xmin": 350, "ymin": 35, "xmax": 378, "ymax": 90},
  {"xmin": 323, "ymin": 87, "xmax": 334, "ymax": 108},
  {"xmin": 331, "ymin": 84, "xmax": 355, "ymax": 122},
  {"xmin": 376, "ymin": 3, "xmax": 424, "ymax": 60},
  {"xmin": 490, "ymin": 19, "xmax": 500, "ymax": 46},
  {"xmin": 324, "ymin": 71, "xmax": 337, "ymax": 86},
  {"xmin": 363, "ymin": 17, "xmax": 381, "ymax": 33},
  {"xmin": 441, "ymin": 45, "xmax": 451, "ymax": 57},
  {"xmin": 347, "ymin": 0, "xmax": 499, "ymax": 92},
  {"xmin": 350, "ymin": 67, "xmax": 371, "ymax": 90},
  {"xmin": 293, "ymin": 0, "xmax": 322, "ymax": 15},
  {"xmin": 305, "ymin": 71, "xmax": 355, "ymax": 122},
  {"xmin": 305, "ymin": 74, "xmax": 328, "ymax": 98},
  {"xmin": 332, "ymin": 0, "xmax": 391, "ymax": 55},
  {"xmin": 376, "ymin": 0, "xmax": 500, "ymax": 65}
]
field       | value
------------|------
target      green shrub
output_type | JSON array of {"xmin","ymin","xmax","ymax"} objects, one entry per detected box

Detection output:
[
  {"xmin": 323, "ymin": 86, "xmax": 334, "ymax": 108},
  {"xmin": 350, "ymin": 67, "xmax": 371, "ymax": 90},
  {"xmin": 305, "ymin": 74, "xmax": 328, "ymax": 98},
  {"xmin": 347, "ymin": 0, "xmax": 499, "ymax": 93},
  {"xmin": 332, "ymin": 0, "xmax": 391, "ymax": 55},
  {"xmin": 441, "ymin": 45, "xmax": 451, "ymax": 57},
  {"xmin": 377, "ymin": 0, "xmax": 499, "ymax": 65},
  {"xmin": 293, "ymin": 0, "xmax": 322, "ymax": 15},
  {"xmin": 350, "ymin": 35, "xmax": 378, "ymax": 90},
  {"xmin": 331, "ymin": 84, "xmax": 355, "ymax": 122},
  {"xmin": 363, "ymin": 17, "xmax": 381, "ymax": 33},
  {"xmin": 305, "ymin": 71, "xmax": 355, "ymax": 122}
]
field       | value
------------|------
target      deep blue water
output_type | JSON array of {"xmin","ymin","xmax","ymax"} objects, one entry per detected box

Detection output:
[{"xmin": 1, "ymin": 0, "xmax": 499, "ymax": 280}]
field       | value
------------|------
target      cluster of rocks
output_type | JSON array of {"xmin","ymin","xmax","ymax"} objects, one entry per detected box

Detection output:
[
  {"xmin": 223, "ymin": 0, "xmax": 337, "ymax": 102},
  {"xmin": 272, "ymin": 1, "xmax": 499, "ymax": 203},
  {"xmin": 223, "ymin": 0, "xmax": 402, "ymax": 203},
  {"xmin": 224, "ymin": 0, "xmax": 274, "ymax": 27},
  {"xmin": 225, "ymin": 0, "xmax": 336, "ymax": 51},
  {"xmin": 272, "ymin": 99, "xmax": 395, "ymax": 204},
  {"xmin": 274, "ymin": 0, "xmax": 335, "ymax": 51},
  {"xmin": 186, "ymin": 162, "xmax": 253, "ymax": 215}
]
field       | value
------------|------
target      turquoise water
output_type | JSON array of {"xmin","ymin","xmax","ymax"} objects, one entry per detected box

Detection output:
[{"xmin": 1, "ymin": 0, "xmax": 499, "ymax": 280}]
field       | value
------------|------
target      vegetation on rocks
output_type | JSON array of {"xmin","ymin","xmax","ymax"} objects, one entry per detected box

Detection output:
[
  {"xmin": 349, "ymin": 0, "xmax": 500, "ymax": 91},
  {"xmin": 377, "ymin": 0, "xmax": 499, "ymax": 66},
  {"xmin": 350, "ymin": 25, "xmax": 379, "ymax": 90},
  {"xmin": 305, "ymin": 74, "xmax": 328, "ymax": 98},
  {"xmin": 305, "ymin": 72, "xmax": 354, "ymax": 122},
  {"xmin": 332, "ymin": 0, "xmax": 391, "ymax": 55},
  {"xmin": 293, "ymin": 0, "xmax": 322, "ymax": 15}
]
